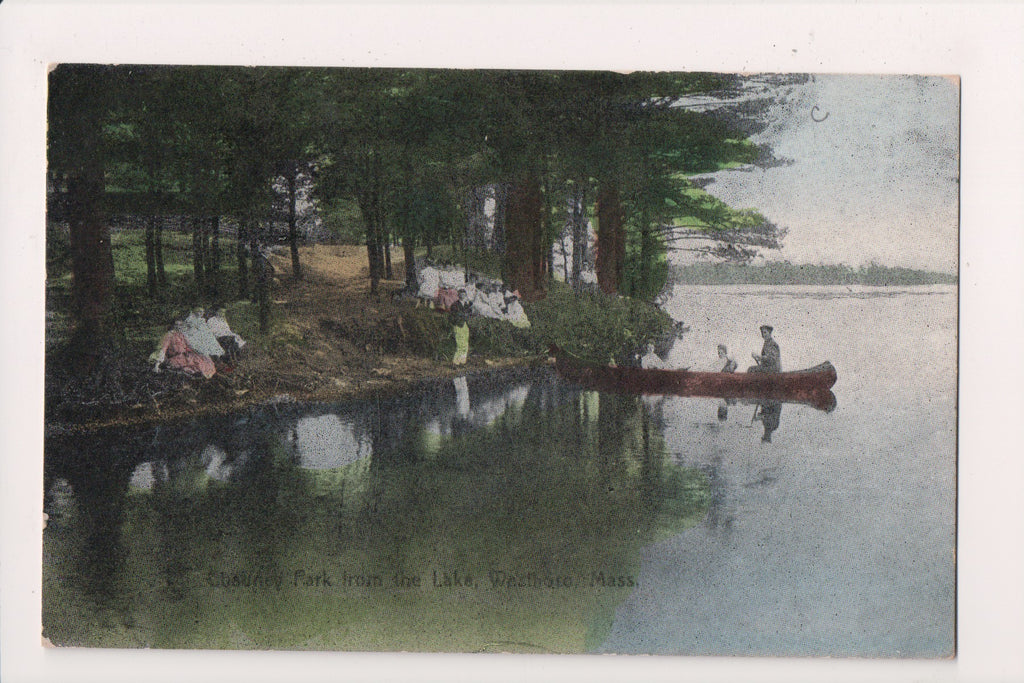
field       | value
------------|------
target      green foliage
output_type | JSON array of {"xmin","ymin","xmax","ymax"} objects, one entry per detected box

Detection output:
[
  {"xmin": 319, "ymin": 197, "xmax": 365, "ymax": 244},
  {"xmin": 48, "ymin": 65, "xmax": 770, "ymax": 348},
  {"xmin": 67, "ymin": 229, "xmax": 248, "ymax": 347},
  {"xmin": 391, "ymin": 179, "xmax": 460, "ymax": 247},
  {"xmin": 466, "ymin": 316, "xmax": 540, "ymax": 357},
  {"xmin": 399, "ymin": 307, "xmax": 454, "ymax": 360},
  {"xmin": 670, "ymin": 261, "xmax": 958, "ymax": 286},
  {"xmin": 110, "ymin": 228, "xmax": 192, "ymax": 284},
  {"xmin": 668, "ymin": 184, "xmax": 771, "ymax": 233},
  {"xmin": 622, "ymin": 235, "xmax": 669, "ymax": 301},
  {"xmin": 416, "ymin": 245, "xmax": 504, "ymax": 281},
  {"xmin": 715, "ymin": 139, "xmax": 760, "ymax": 170},
  {"xmin": 396, "ymin": 281, "xmax": 674, "ymax": 364},
  {"xmin": 525, "ymin": 282, "xmax": 674, "ymax": 364}
]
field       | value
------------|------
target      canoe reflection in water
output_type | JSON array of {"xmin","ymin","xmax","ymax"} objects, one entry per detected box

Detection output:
[{"xmin": 714, "ymin": 397, "xmax": 785, "ymax": 443}]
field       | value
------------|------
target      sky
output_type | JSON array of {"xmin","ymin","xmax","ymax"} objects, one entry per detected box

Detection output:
[{"xmin": 698, "ymin": 75, "xmax": 960, "ymax": 274}]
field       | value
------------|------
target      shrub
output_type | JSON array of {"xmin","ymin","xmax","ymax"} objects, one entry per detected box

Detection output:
[
  {"xmin": 525, "ymin": 282, "xmax": 673, "ymax": 364},
  {"xmin": 401, "ymin": 307, "xmax": 454, "ymax": 360}
]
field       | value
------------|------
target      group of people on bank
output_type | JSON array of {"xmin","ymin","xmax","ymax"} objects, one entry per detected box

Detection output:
[
  {"xmin": 149, "ymin": 305, "xmax": 247, "ymax": 379},
  {"xmin": 414, "ymin": 260, "xmax": 531, "ymax": 367}
]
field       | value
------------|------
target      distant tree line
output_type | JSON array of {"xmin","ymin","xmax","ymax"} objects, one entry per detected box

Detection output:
[{"xmin": 670, "ymin": 261, "xmax": 957, "ymax": 286}]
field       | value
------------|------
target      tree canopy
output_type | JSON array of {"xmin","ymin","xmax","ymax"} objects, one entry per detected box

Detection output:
[{"xmin": 47, "ymin": 65, "xmax": 780, "ymax": 347}]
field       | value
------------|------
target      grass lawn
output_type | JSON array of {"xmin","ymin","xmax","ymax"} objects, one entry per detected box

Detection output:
[{"xmin": 48, "ymin": 227, "xmax": 265, "ymax": 349}]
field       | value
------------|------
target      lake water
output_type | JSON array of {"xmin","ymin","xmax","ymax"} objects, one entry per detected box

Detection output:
[
  {"xmin": 608, "ymin": 283, "xmax": 957, "ymax": 656},
  {"xmin": 42, "ymin": 285, "xmax": 956, "ymax": 656}
]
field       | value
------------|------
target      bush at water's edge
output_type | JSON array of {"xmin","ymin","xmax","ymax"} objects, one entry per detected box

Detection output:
[{"xmin": 525, "ymin": 283, "xmax": 674, "ymax": 365}]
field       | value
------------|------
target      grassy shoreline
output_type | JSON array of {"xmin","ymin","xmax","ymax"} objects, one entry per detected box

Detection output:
[{"xmin": 45, "ymin": 238, "xmax": 675, "ymax": 434}]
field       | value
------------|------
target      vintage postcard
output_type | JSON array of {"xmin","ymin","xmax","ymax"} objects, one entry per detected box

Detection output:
[
  {"xmin": 39, "ymin": 65, "xmax": 958, "ymax": 660},
  {"xmin": 14, "ymin": 5, "xmax": 1024, "ymax": 683}
]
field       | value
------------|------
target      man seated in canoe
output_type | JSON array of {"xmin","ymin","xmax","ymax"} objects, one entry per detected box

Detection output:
[{"xmin": 749, "ymin": 325, "xmax": 781, "ymax": 373}]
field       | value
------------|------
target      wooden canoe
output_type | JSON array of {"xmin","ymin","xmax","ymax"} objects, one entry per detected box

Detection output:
[{"xmin": 550, "ymin": 345, "xmax": 837, "ymax": 412}]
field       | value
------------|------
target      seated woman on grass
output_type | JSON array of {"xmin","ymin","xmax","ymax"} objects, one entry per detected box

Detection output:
[
  {"xmin": 149, "ymin": 319, "xmax": 216, "ymax": 379},
  {"xmin": 205, "ymin": 305, "xmax": 246, "ymax": 365}
]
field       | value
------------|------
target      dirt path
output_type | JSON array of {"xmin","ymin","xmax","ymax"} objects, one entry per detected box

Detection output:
[{"xmin": 273, "ymin": 243, "xmax": 374, "ymax": 288}]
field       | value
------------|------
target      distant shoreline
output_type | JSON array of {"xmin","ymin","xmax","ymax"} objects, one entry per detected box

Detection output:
[{"xmin": 668, "ymin": 261, "xmax": 957, "ymax": 287}]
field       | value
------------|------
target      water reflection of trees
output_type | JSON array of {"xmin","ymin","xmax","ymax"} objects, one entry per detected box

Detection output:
[
  {"xmin": 45, "ymin": 434, "xmax": 137, "ymax": 603},
  {"xmin": 350, "ymin": 380, "xmax": 710, "ymax": 650},
  {"xmin": 43, "ymin": 374, "xmax": 710, "ymax": 651},
  {"xmin": 44, "ymin": 409, "xmax": 309, "ymax": 641}
]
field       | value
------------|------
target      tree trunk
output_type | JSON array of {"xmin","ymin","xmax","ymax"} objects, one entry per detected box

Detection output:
[
  {"xmin": 249, "ymin": 220, "xmax": 260, "ymax": 304},
  {"xmin": 209, "ymin": 215, "xmax": 220, "ymax": 297},
  {"xmin": 287, "ymin": 171, "xmax": 303, "ymax": 280},
  {"xmin": 256, "ymin": 250, "xmax": 270, "ymax": 333},
  {"xmin": 201, "ymin": 216, "xmax": 213, "ymax": 295},
  {"xmin": 465, "ymin": 186, "xmax": 489, "ymax": 250},
  {"xmin": 638, "ymin": 217, "xmax": 653, "ymax": 298},
  {"xmin": 362, "ymin": 199, "xmax": 381, "ymax": 296},
  {"xmin": 560, "ymin": 234, "xmax": 569, "ymax": 283},
  {"xmin": 253, "ymin": 218, "xmax": 271, "ymax": 332},
  {"xmin": 378, "ymin": 231, "xmax": 389, "ymax": 282},
  {"xmin": 596, "ymin": 180, "xmax": 625, "ymax": 295},
  {"xmin": 192, "ymin": 215, "xmax": 206, "ymax": 296},
  {"xmin": 145, "ymin": 216, "xmax": 157, "ymax": 297},
  {"xmin": 237, "ymin": 217, "xmax": 250, "ymax": 299},
  {"xmin": 67, "ymin": 160, "xmax": 113, "ymax": 355},
  {"xmin": 504, "ymin": 171, "xmax": 546, "ymax": 302},
  {"xmin": 570, "ymin": 185, "xmax": 588, "ymax": 291},
  {"xmin": 155, "ymin": 217, "xmax": 166, "ymax": 291},
  {"xmin": 403, "ymin": 238, "xmax": 417, "ymax": 290},
  {"xmin": 541, "ymin": 176, "xmax": 555, "ymax": 281},
  {"xmin": 491, "ymin": 183, "xmax": 508, "ymax": 255},
  {"xmin": 367, "ymin": 232, "xmax": 380, "ymax": 294}
]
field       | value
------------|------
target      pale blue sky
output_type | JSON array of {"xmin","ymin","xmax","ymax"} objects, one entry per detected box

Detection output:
[{"xmin": 702, "ymin": 75, "xmax": 959, "ymax": 273}]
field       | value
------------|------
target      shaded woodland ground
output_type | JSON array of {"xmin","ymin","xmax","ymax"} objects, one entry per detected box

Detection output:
[{"xmin": 46, "ymin": 244, "xmax": 530, "ymax": 430}]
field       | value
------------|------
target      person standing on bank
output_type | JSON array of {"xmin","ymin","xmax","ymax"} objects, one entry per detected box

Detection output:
[
  {"xmin": 450, "ymin": 289, "xmax": 472, "ymax": 366},
  {"xmin": 750, "ymin": 325, "xmax": 781, "ymax": 373}
]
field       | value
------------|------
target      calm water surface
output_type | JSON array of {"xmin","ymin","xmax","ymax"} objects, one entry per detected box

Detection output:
[
  {"xmin": 606, "ymin": 284, "xmax": 957, "ymax": 656},
  {"xmin": 42, "ymin": 285, "xmax": 956, "ymax": 656}
]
